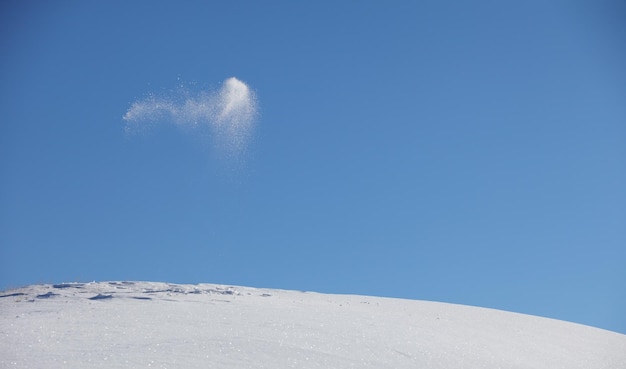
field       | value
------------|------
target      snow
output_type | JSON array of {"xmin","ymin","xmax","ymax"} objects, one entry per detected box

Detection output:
[{"xmin": 1, "ymin": 282, "xmax": 625, "ymax": 368}]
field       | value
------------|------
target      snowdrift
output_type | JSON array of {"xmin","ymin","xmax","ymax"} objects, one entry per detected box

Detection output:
[{"xmin": 1, "ymin": 281, "xmax": 625, "ymax": 368}]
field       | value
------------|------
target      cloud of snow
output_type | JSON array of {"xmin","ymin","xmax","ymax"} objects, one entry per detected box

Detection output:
[{"xmin": 123, "ymin": 77, "xmax": 258, "ymax": 156}]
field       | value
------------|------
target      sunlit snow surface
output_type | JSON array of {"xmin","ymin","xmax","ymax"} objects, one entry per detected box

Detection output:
[{"xmin": 1, "ymin": 282, "xmax": 625, "ymax": 368}]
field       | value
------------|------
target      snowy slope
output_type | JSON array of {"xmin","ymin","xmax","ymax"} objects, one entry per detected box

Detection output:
[{"xmin": 1, "ymin": 282, "xmax": 625, "ymax": 368}]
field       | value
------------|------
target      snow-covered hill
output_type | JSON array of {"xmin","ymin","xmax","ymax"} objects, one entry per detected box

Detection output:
[{"xmin": 1, "ymin": 281, "xmax": 624, "ymax": 368}]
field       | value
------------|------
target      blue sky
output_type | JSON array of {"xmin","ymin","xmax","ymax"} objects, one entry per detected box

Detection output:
[{"xmin": 1, "ymin": 1, "xmax": 625, "ymax": 334}]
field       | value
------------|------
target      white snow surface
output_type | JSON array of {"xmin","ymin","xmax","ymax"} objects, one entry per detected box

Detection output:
[{"xmin": 1, "ymin": 282, "xmax": 625, "ymax": 368}]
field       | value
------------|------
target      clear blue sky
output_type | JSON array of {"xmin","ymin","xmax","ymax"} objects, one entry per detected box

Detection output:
[{"xmin": 1, "ymin": 1, "xmax": 625, "ymax": 334}]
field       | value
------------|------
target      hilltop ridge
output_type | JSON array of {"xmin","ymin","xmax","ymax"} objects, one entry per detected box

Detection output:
[{"xmin": 2, "ymin": 281, "xmax": 625, "ymax": 368}]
